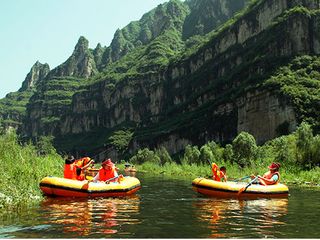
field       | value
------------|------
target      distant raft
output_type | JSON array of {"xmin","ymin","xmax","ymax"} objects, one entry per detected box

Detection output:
[
  {"xmin": 192, "ymin": 177, "xmax": 289, "ymax": 198},
  {"xmin": 40, "ymin": 176, "xmax": 141, "ymax": 198}
]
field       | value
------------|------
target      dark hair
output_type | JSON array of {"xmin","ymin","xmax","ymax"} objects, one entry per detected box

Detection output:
[
  {"xmin": 65, "ymin": 155, "xmax": 75, "ymax": 164},
  {"xmin": 65, "ymin": 159, "xmax": 75, "ymax": 164},
  {"xmin": 220, "ymin": 166, "xmax": 226, "ymax": 172},
  {"xmin": 76, "ymin": 167, "xmax": 82, "ymax": 176}
]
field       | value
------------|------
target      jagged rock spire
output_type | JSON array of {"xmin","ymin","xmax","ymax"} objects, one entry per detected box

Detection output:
[{"xmin": 19, "ymin": 61, "xmax": 50, "ymax": 91}]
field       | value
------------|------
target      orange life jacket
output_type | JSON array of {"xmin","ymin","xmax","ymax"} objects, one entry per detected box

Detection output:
[
  {"xmin": 98, "ymin": 167, "xmax": 117, "ymax": 182},
  {"xmin": 211, "ymin": 163, "xmax": 224, "ymax": 181},
  {"xmin": 64, "ymin": 163, "xmax": 76, "ymax": 179},
  {"xmin": 260, "ymin": 171, "xmax": 280, "ymax": 185},
  {"xmin": 212, "ymin": 163, "xmax": 219, "ymax": 180}
]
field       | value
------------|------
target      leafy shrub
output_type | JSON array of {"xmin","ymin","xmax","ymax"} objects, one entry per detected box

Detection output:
[
  {"xmin": 199, "ymin": 145, "xmax": 213, "ymax": 164},
  {"xmin": 295, "ymin": 122, "xmax": 319, "ymax": 169},
  {"xmin": 130, "ymin": 148, "xmax": 160, "ymax": 165},
  {"xmin": 222, "ymin": 144, "xmax": 234, "ymax": 162},
  {"xmin": 155, "ymin": 147, "xmax": 172, "ymax": 165},
  {"xmin": 232, "ymin": 131, "xmax": 257, "ymax": 167},
  {"xmin": 108, "ymin": 129, "xmax": 134, "ymax": 155},
  {"xmin": 183, "ymin": 144, "xmax": 200, "ymax": 165}
]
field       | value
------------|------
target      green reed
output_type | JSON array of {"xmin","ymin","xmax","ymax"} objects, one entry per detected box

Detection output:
[{"xmin": 0, "ymin": 132, "xmax": 63, "ymax": 211}]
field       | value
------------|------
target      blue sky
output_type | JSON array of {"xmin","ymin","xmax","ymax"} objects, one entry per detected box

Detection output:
[{"xmin": 0, "ymin": 0, "xmax": 169, "ymax": 98}]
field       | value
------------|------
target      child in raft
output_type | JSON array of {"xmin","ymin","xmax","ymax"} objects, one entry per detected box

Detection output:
[{"xmin": 211, "ymin": 163, "xmax": 227, "ymax": 182}]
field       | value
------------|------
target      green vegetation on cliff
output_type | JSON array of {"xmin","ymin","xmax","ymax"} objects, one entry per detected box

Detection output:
[
  {"xmin": 0, "ymin": 90, "xmax": 34, "ymax": 129},
  {"xmin": 264, "ymin": 56, "xmax": 320, "ymax": 132},
  {"xmin": 26, "ymin": 76, "xmax": 87, "ymax": 132}
]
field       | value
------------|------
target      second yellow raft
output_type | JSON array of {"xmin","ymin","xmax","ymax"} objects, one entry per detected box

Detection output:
[{"xmin": 192, "ymin": 177, "xmax": 289, "ymax": 198}]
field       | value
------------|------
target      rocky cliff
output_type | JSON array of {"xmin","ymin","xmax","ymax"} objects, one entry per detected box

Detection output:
[{"xmin": 53, "ymin": 0, "xmax": 320, "ymax": 155}]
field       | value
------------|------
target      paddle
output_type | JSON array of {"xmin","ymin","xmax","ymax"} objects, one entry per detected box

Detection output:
[
  {"xmin": 105, "ymin": 175, "xmax": 119, "ymax": 184},
  {"xmin": 232, "ymin": 176, "xmax": 251, "ymax": 182},
  {"xmin": 237, "ymin": 176, "xmax": 259, "ymax": 195}
]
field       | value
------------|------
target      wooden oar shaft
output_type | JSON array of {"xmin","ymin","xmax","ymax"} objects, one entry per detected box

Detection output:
[
  {"xmin": 238, "ymin": 176, "xmax": 259, "ymax": 195},
  {"xmin": 104, "ymin": 175, "xmax": 119, "ymax": 183}
]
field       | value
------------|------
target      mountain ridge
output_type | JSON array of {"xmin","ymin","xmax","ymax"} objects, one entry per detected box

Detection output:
[{"xmin": 1, "ymin": 0, "xmax": 319, "ymax": 161}]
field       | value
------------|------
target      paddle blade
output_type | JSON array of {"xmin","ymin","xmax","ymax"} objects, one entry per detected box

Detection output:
[{"xmin": 237, "ymin": 187, "xmax": 246, "ymax": 196}]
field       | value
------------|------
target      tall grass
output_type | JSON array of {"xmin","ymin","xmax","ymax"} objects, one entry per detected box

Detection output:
[{"xmin": 0, "ymin": 131, "xmax": 62, "ymax": 212}]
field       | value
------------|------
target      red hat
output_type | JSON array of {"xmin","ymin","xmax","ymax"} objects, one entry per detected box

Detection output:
[
  {"xmin": 268, "ymin": 162, "xmax": 280, "ymax": 170},
  {"xmin": 102, "ymin": 158, "xmax": 113, "ymax": 167}
]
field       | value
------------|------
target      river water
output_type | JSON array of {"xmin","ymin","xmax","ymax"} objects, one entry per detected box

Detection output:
[{"xmin": 0, "ymin": 173, "xmax": 320, "ymax": 238}]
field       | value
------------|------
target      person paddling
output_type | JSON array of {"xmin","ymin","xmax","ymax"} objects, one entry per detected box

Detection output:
[
  {"xmin": 92, "ymin": 158, "xmax": 119, "ymax": 183},
  {"xmin": 251, "ymin": 162, "xmax": 281, "ymax": 186}
]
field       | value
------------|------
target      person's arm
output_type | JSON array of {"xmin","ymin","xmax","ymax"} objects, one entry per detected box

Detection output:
[
  {"xmin": 114, "ymin": 169, "xmax": 119, "ymax": 177},
  {"xmin": 82, "ymin": 160, "xmax": 95, "ymax": 170},
  {"xmin": 92, "ymin": 172, "xmax": 100, "ymax": 182},
  {"xmin": 258, "ymin": 175, "xmax": 277, "ymax": 185},
  {"xmin": 222, "ymin": 173, "xmax": 227, "ymax": 182}
]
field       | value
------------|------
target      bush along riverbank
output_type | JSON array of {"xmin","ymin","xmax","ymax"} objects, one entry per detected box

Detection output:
[
  {"xmin": 128, "ymin": 122, "xmax": 320, "ymax": 186},
  {"xmin": 0, "ymin": 131, "xmax": 62, "ymax": 212}
]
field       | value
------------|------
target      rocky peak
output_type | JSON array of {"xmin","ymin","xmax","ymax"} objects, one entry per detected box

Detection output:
[
  {"xmin": 74, "ymin": 36, "xmax": 89, "ymax": 58},
  {"xmin": 93, "ymin": 43, "xmax": 107, "ymax": 71},
  {"xmin": 108, "ymin": 0, "xmax": 189, "ymax": 62},
  {"xmin": 47, "ymin": 36, "xmax": 98, "ymax": 79},
  {"xmin": 19, "ymin": 61, "xmax": 50, "ymax": 91}
]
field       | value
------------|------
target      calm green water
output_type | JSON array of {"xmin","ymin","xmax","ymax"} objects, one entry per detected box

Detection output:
[{"xmin": 0, "ymin": 174, "xmax": 320, "ymax": 238}]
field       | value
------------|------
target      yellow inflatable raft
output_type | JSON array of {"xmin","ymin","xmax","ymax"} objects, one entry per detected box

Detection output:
[
  {"xmin": 40, "ymin": 176, "xmax": 141, "ymax": 198},
  {"xmin": 192, "ymin": 177, "xmax": 289, "ymax": 198}
]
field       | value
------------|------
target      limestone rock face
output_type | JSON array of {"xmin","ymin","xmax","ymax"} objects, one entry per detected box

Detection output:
[
  {"xmin": 237, "ymin": 91, "xmax": 297, "ymax": 144},
  {"xmin": 19, "ymin": 61, "xmax": 50, "ymax": 91}
]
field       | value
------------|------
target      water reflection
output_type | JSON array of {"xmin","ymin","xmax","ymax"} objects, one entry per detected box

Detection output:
[
  {"xmin": 194, "ymin": 197, "xmax": 288, "ymax": 238},
  {"xmin": 40, "ymin": 196, "xmax": 141, "ymax": 237}
]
